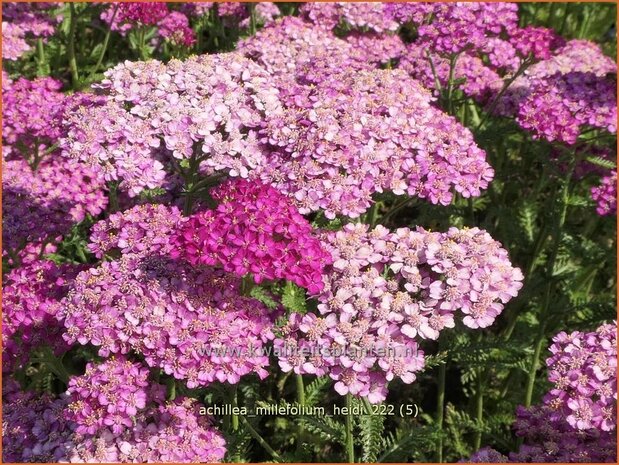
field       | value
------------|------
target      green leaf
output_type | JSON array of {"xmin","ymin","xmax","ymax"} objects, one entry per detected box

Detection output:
[
  {"xmin": 281, "ymin": 281, "xmax": 307, "ymax": 313},
  {"xmin": 585, "ymin": 156, "xmax": 617, "ymax": 170},
  {"xmin": 249, "ymin": 286, "xmax": 279, "ymax": 309}
]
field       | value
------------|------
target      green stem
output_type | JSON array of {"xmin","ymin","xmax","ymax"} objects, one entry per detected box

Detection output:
[
  {"xmin": 107, "ymin": 182, "xmax": 120, "ymax": 213},
  {"xmin": 231, "ymin": 385, "xmax": 239, "ymax": 431},
  {"xmin": 68, "ymin": 3, "xmax": 80, "ymax": 89},
  {"xmin": 476, "ymin": 59, "xmax": 531, "ymax": 132},
  {"xmin": 445, "ymin": 53, "xmax": 460, "ymax": 115},
  {"xmin": 523, "ymin": 154, "xmax": 577, "ymax": 407},
  {"xmin": 524, "ymin": 322, "xmax": 547, "ymax": 407},
  {"xmin": 296, "ymin": 374, "xmax": 306, "ymax": 406},
  {"xmin": 435, "ymin": 361, "xmax": 446, "ymax": 462},
  {"xmin": 345, "ymin": 394, "xmax": 355, "ymax": 463},
  {"xmin": 473, "ymin": 370, "xmax": 484, "ymax": 449},
  {"xmin": 88, "ymin": 3, "xmax": 119, "ymax": 81},
  {"xmin": 248, "ymin": 3, "xmax": 258, "ymax": 35},
  {"xmin": 240, "ymin": 415, "xmax": 284, "ymax": 462},
  {"xmin": 36, "ymin": 38, "xmax": 49, "ymax": 76}
]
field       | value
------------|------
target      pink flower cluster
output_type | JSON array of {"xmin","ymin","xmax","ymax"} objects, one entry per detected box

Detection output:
[
  {"xmin": 299, "ymin": 2, "xmax": 398, "ymax": 33},
  {"xmin": 516, "ymin": 72, "xmax": 617, "ymax": 144},
  {"xmin": 276, "ymin": 224, "xmax": 523, "ymax": 402},
  {"xmin": 61, "ymin": 252, "xmax": 276, "ymax": 388},
  {"xmin": 467, "ymin": 322, "xmax": 617, "ymax": 463},
  {"xmin": 62, "ymin": 53, "xmax": 282, "ymax": 196},
  {"xmin": 510, "ymin": 25, "xmax": 565, "ymax": 60},
  {"xmin": 496, "ymin": 39, "xmax": 616, "ymax": 142},
  {"xmin": 2, "ymin": 379, "xmax": 226, "ymax": 463},
  {"xmin": 399, "ymin": 44, "xmax": 502, "ymax": 102},
  {"xmin": 260, "ymin": 68, "xmax": 493, "ymax": 218},
  {"xmin": 2, "ymin": 158, "xmax": 107, "ymax": 256},
  {"xmin": 88, "ymin": 203, "xmax": 183, "ymax": 259},
  {"xmin": 591, "ymin": 171, "xmax": 617, "ymax": 216},
  {"xmin": 237, "ymin": 16, "xmax": 376, "ymax": 84},
  {"xmin": 171, "ymin": 179, "xmax": 331, "ymax": 293},
  {"xmin": 100, "ymin": 2, "xmax": 195, "ymax": 46},
  {"xmin": 66, "ymin": 357, "xmax": 165, "ymax": 435},
  {"xmin": 2, "ymin": 260, "xmax": 82, "ymax": 372},
  {"xmin": 2, "ymin": 77, "xmax": 94, "ymax": 161},
  {"xmin": 1, "ymin": 2, "xmax": 59, "ymax": 60},
  {"xmin": 544, "ymin": 323, "xmax": 617, "ymax": 431},
  {"xmin": 416, "ymin": 3, "xmax": 519, "ymax": 55}
]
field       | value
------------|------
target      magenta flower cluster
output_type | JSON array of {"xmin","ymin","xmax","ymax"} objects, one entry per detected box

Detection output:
[
  {"xmin": 276, "ymin": 223, "xmax": 523, "ymax": 402},
  {"xmin": 2, "ymin": 378, "xmax": 226, "ymax": 463},
  {"xmin": 260, "ymin": 68, "xmax": 493, "ymax": 217},
  {"xmin": 591, "ymin": 170, "xmax": 617, "ymax": 216},
  {"xmin": 66, "ymin": 357, "xmax": 165, "ymax": 435},
  {"xmin": 171, "ymin": 178, "xmax": 332, "ymax": 293},
  {"xmin": 2, "ymin": 260, "xmax": 82, "ymax": 372}
]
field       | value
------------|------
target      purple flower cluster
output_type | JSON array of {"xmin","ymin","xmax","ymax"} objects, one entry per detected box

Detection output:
[
  {"xmin": 61, "ymin": 252, "xmax": 276, "ymax": 388},
  {"xmin": 2, "ymin": 77, "xmax": 92, "ymax": 161},
  {"xmin": 2, "ymin": 380, "xmax": 226, "ymax": 463},
  {"xmin": 157, "ymin": 11, "xmax": 196, "ymax": 46},
  {"xmin": 416, "ymin": 3, "xmax": 518, "ymax": 55},
  {"xmin": 2, "ymin": 260, "xmax": 82, "ymax": 372},
  {"xmin": 276, "ymin": 223, "xmax": 523, "ymax": 402},
  {"xmin": 544, "ymin": 323, "xmax": 617, "ymax": 431},
  {"xmin": 299, "ymin": 2, "xmax": 398, "ymax": 33},
  {"xmin": 2, "ymin": 158, "xmax": 107, "ymax": 256},
  {"xmin": 171, "ymin": 179, "xmax": 331, "ymax": 293},
  {"xmin": 260, "ymin": 68, "xmax": 493, "ymax": 217},
  {"xmin": 88, "ymin": 203, "xmax": 183, "ymax": 259},
  {"xmin": 467, "ymin": 323, "xmax": 617, "ymax": 463},
  {"xmin": 62, "ymin": 53, "xmax": 282, "ymax": 196},
  {"xmin": 100, "ymin": 2, "xmax": 195, "ymax": 47},
  {"xmin": 399, "ymin": 44, "xmax": 502, "ymax": 102},
  {"xmin": 495, "ymin": 39, "xmax": 616, "ymax": 142},
  {"xmin": 66, "ymin": 357, "xmax": 165, "ymax": 435},
  {"xmin": 1, "ymin": 2, "xmax": 59, "ymax": 60},
  {"xmin": 591, "ymin": 171, "xmax": 617, "ymax": 216},
  {"xmin": 237, "ymin": 16, "xmax": 375, "ymax": 84},
  {"xmin": 516, "ymin": 72, "xmax": 617, "ymax": 144},
  {"xmin": 2, "ymin": 22, "xmax": 32, "ymax": 60},
  {"xmin": 510, "ymin": 25, "xmax": 565, "ymax": 60}
]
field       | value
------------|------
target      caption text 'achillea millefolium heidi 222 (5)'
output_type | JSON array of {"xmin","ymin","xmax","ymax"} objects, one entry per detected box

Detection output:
[{"xmin": 1, "ymin": 2, "xmax": 617, "ymax": 463}]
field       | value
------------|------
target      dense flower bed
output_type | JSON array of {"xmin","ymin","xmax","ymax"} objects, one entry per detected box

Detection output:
[{"xmin": 2, "ymin": 2, "xmax": 616, "ymax": 463}]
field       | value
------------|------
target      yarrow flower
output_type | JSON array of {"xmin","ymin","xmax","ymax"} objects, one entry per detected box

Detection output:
[
  {"xmin": 399, "ymin": 44, "xmax": 502, "ymax": 102},
  {"xmin": 2, "ymin": 260, "xmax": 82, "ymax": 372},
  {"xmin": 509, "ymin": 25, "xmax": 565, "ymax": 60},
  {"xmin": 299, "ymin": 2, "xmax": 398, "ymax": 33},
  {"xmin": 2, "ymin": 158, "xmax": 107, "ymax": 256},
  {"xmin": 591, "ymin": 170, "xmax": 617, "ymax": 216},
  {"xmin": 260, "ymin": 68, "xmax": 493, "ymax": 218},
  {"xmin": 171, "ymin": 178, "xmax": 332, "ymax": 293},
  {"xmin": 88, "ymin": 203, "xmax": 183, "ymax": 259},
  {"xmin": 2, "ymin": 380, "xmax": 226, "ymax": 463},
  {"xmin": 416, "ymin": 3, "xmax": 518, "ymax": 55},
  {"xmin": 276, "ymin": 223, "xmax": 523, "ymax": 402},
  {"xmin": 61, "ymin": 252, "xmax": 276, "ymax": 388},
  {"xmin": 62, "ymin": 53, "xmax": 283, "ymax": 196},
  {"xmin": 1, "ymin": 2, "xmax": 59, "ymax": 60},
  {"xmin": 467, "ymin": 322, "xmax": 617, "ymax": 463},
  {"xmin": 516, "ymin": 72, "xmax": 617, "ymax": 144},
  {"xmin": 66, "ymin": 357, "xmax": 165, "ymax": 435},
  {"xmin": 544, "ymin": 322, "xmax": 617, "ymax": 431},
  {"xmin": 2, "ymin": 77, "xmax": 98, "ymax": 162}
]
